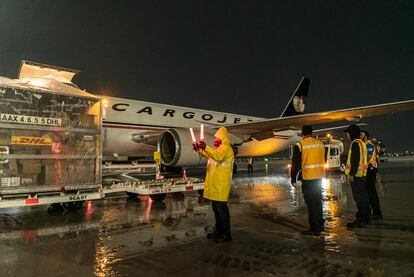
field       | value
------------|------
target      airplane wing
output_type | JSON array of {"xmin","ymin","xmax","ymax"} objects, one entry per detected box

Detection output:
[{"xmin": 226, "ymin": 100, "xmax": 414, "ymax": 140}]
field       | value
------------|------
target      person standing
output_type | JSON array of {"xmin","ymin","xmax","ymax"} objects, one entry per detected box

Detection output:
[
  {"xmin": 291, "ymin": 125, "xmax": 326, "ymax": 236},
  {"xmin": 344, "ymin": 124, "xmax": 369, "ymax": 228},
  {"xmin": 246, "ymin": 156, "xmax": 254, "ymax": 176},
  {"xmin": 360, "ymin": 130, "xmax": 383, "ymax": 220},
  {"xmin": 192, "ymin": 127, "xmax": 234, "ymax": 243}
]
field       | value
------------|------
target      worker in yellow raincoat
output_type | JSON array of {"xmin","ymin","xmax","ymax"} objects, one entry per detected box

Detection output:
[{"xmin": 193, "ymin": 127, "xmax": 234, "ymax": 243}]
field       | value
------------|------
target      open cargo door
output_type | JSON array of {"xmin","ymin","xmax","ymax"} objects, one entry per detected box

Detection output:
[{"xmin": 18, "ymin": 60, "xmax": 79, "ymax": 84}]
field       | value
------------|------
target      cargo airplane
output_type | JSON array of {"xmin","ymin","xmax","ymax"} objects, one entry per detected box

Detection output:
[
  {"xmin": 102, "ymin": 77, "xmax": 414, "ymax": 168},
  {"xmin": 11, "ymin": 61, "xmax": 414, "ymax": 169}
]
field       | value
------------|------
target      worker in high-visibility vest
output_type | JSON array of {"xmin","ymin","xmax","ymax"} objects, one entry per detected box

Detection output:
[
  {"xmin": 360, "ymin": 130, "xmax": 383, "ymax": 220},
  {"xmin": 344, "ymin": 124, "xmax": 369, "ymax": 228},
  {"xmin": 246, "ymin": 156, "xmax": 254, "ymax": 176},
  {"xmin": 291, "ymin": 125, "xmax": 326, "ymax": 236}
]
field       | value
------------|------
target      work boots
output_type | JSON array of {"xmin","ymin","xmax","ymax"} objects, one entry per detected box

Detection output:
[{"xmin": 214, "ymin": 234, "xmax": 232, "ymax": 243}]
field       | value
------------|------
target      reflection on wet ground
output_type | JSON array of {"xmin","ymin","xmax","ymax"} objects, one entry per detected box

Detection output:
[{"xmin": 0, "ymin": 161, "xmax": 413, "ymax": 276}]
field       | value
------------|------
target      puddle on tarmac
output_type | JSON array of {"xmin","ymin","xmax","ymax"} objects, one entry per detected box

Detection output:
[{"xmin": 0, "ymin": 162, "xmax": 413, "ymax": 276}]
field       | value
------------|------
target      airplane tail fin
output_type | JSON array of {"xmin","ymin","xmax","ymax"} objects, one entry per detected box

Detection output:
[{"xmin": 280, "ymin": 77, "xmax": 310, "ymax": 117}]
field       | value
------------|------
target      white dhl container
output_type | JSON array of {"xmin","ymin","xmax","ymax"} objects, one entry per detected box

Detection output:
[{"xmin": 0, "ymin": 60, "xmax": 102, "ymax": 195}]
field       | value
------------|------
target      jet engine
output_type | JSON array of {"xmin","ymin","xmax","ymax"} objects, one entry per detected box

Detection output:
[{"xmin": 157, "ymin": 128, "xmax": 214, "ymax": 167}]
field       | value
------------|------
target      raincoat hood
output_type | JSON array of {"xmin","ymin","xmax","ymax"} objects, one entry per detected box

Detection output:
[{"xmin": 214, "ymin": 127, "xmax": 230, "ymax": 146}]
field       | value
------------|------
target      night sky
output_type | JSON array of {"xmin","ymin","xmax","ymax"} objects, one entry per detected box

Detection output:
[{"xmin": 1, "ymin": 1, "xmax": 413, "ymax": 151}]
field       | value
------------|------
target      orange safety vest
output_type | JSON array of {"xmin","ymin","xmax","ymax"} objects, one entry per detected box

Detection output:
[
  {"xmin": 345, "ymin": 139, "xmax": 368, "ymax": 177},
  {"xmin": 296, "ymin": 137, "xmax": 326, "ymax": 180}
]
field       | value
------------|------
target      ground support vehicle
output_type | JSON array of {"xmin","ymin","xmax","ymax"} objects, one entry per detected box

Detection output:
[{"xmin": 322, "ymin": 139, "xmax": 344, "ymax": 171}]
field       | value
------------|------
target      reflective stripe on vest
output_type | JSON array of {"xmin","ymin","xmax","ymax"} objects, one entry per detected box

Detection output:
[
  {"xmin": 208, "ymin": 160, "xmax": 233, "ymax": 167},
  {"xmin": 345, "ymin": 139, "xmax": 368, "ymax": 177},
  {"xmin": 302, "ymin": 144, "xmax": 325, "ymax": 150},
  {"xmin": 303, "ymin": 164, "xmax": 325, "ymax": 169},
  {"xmin": 299, "ymin": 137, "xmax": 326, "ymax": 180}
]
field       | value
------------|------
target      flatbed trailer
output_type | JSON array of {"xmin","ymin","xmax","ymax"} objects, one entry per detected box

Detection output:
[
  {"xmin": 105, "ymin": 176, "xmax": 204, "ymax": 201},
  {"xmin": 0, "ymin": 177, "xmax": 204, "ymax": 209},
  {"xmin": 0, "ymin": 187, "xmax": 103, "ymax": 209}
]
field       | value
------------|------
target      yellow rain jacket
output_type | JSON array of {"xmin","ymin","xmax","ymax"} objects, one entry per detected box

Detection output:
[{"xmin": 199, "ymin": 127, "xmax": 234, "ymax": 202}]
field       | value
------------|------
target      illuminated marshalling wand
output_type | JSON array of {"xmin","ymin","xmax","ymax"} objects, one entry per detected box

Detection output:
[
  {"xmin": 189, "ymin": 127, "xmax": 196, "ymax": 143},
  {"xmin": 200, "ymin": 124, "xmax": 204, "ymax": 141},
  {"xmin": 190, "ymin": 124, "xmax": 204, "ymax": 143}
]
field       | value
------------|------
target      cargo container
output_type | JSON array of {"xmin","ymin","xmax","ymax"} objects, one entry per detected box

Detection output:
[
  {"xmin": 0, "ymin": 61, "xmax": 103, "ymax": 209},
  {"xmin": 0, "ymin": 61, "xmax": 204, "ymax": 210}
]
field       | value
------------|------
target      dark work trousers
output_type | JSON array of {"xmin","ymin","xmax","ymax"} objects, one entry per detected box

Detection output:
[
  {"xmin": 212, "ymin": 201, "xmax": 231, "ymax": 237},
  {"xmin": 247, "ymin": 165, "xmax": 253, "ymax": 175},
  {"xmin": 350, "ymin": 177, "xmax": 370, "ymax": 224},
  {"xmin": 301, "ymin": 179, "xmax": 323, "ymax": 232},
  {"xmin": 366, "ymin": 167, "xmax": 382, "ymax": 216}
]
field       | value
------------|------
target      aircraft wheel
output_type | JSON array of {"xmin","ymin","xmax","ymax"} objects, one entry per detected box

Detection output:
[{"xmin": 149, "ymin": 193, "xmax": 166, "ymax": 202}]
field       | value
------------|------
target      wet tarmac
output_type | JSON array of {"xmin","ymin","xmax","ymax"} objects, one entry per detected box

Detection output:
[{"xmin": 0, "ymin": 160, "xmax": 413, "ymax": 277}]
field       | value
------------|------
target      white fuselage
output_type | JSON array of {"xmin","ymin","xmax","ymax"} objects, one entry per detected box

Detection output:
[{"xmin": 102, "ymin": 96, "xmax": 300, "ymax": 159}]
